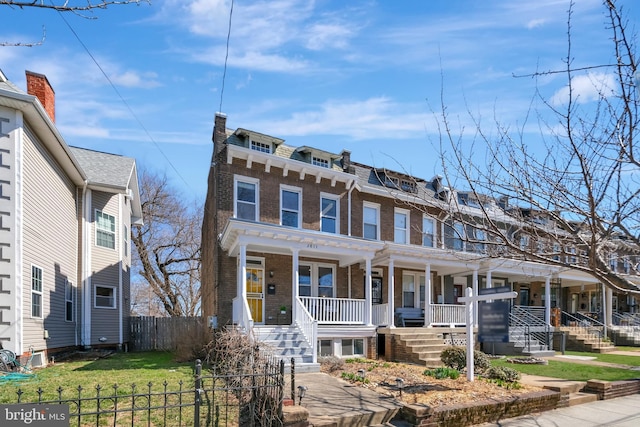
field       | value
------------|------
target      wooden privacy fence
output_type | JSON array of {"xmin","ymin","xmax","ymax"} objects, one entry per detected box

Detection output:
[{"xmin": 130, "ymin": 316, "xmax": 208, "ymax": 351}]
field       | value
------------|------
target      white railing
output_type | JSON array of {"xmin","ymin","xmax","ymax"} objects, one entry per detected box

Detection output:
[
  {"xmin": 232, "ymin": 296, "xmax": 254, "ymax": 335},
  {"xmin": 430, "ymin": 304, "xmax": 465, "ymax": 326},
  {"xmin": 300, "ymin": 297, "xmax": 366, "ymax": 324},
  {"xmin": 294, "ymin": 298, "xmax": 318, "ymax": 364},
  {"xmin": 372, "ymin": 303, "xmax": 390, "ymax": 326}
]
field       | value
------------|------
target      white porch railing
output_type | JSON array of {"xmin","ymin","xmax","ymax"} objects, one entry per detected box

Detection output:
[
  {"xmin": 232, "ymin": 296, "xmax": 255, "ymax": 334},
  {"xmin": 430, "ymin": 304, "xmax": 465, "ymax": 326},
  {"xmin": 372, "ymin": 303, "xmax": 390, "ymax": 326},
  {"xmin": 300, "ymin": 296, "xmax": 366, "ymax": 324},
  {"xmin": 294, "ymin": 298, "xmax": 318, "ymax": 364}
]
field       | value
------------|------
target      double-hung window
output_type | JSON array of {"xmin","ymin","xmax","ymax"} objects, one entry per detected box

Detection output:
[
  {"xmin": 31, "ymin": 265, "xmax": 43, "ymax": 318},
  {"xmin": 394, "ymin": 208, "xmax": 409, "ymax": 244},
  {"xmin": 363, "ymin": 202, "xmax": 380, "ymax": 240},
  {"xmin": 444, "ymin": 221, "xmax": 465, "ymax": 251},
  {"xmin": 281, "ymin": 185, "xmax": 302, "ymax": 228},
  {"xmin": 422, "ymin": 216, "xmax": 435, "ymax": 247},
  {"xmin": 234, "ymin": 175, "xmax": 259, "ymax": 221},
  {"xmin": 320, "ymin": 194, "xmax": 339, "ymax": 233},
  {"xmin": 96, "ymin": 211, "xmax": 116, "ymax": 249},
  {"xmin": 65, "ymin": 280, "xmax": 74, "ymax": 322}
]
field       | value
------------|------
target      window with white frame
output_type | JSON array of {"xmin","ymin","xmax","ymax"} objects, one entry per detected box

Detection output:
[
  {"xmin": 519, "ymin": 235, "xmax": 529, "ymax": 251},
  {"xmin": 610, "ymin": 254, "xmax": 618, "ymax": 271},
  {"xmin": 422, "ymin": 216, "xmax": 435, "ymax": 247},
  {"xmin": 96, "ymin": 211, "xmax": 116, "ymax": 249},
  {"xmin": 318, "ymin": 339, "xmax": 333, "ymax": 356},
  {"xmin": 250, "ymin": 140, "xmax": 271, "ymax": 153},
  {"xmin": 402, "ymin": 273, "xmax": 415, "ymax": 307},
  {"xmin": 298, "ymin": 263, "xmax": 335, "ymax": 297},
  {"xmin": 444, "ymin": 221, "xmax": 465, "ymax": 251},
  {"xmin": 281, "ymin": 185, "xmax": 302, "ymax": 227},
  {"xmin": 234, "ymin": 176, "xmax": 259, "ymax": 221},
  {"xmin": 394, "ymin": 208, "xmax": 409, "ymax": 244},
  {"xmin": 552, "ymin": 243, "xmax": 561, "ymax": 261},
  {"xmin": 566, "ymin": 247, "xmax": 577, "ymax": 264},
  {"xmin": 341, "ymin": 339, "xmax": 364, "ymax": 357},
  {"xmin": 65, "ymin": 280, "xmax": 74, "ymax": 322},
  {"xmin": 623, "ymin": 256, "xmax": 631, "ymax": 274},
  {"xmin": 123, "ymin": 225, "xmax": 128, "ymax": 257},
  {"xmin": 363, "ymin": 202, "xmax": 380, "ymax": 240},
  {"xmin": 312, "ymin": 156, "xmax": 329, "ymax": 168},
  {"xmin": 320, "ymin": 194, "xmax": 339, "ymax": 233},
  {"xmin": 95, "ymin": 285, "xmax": 116, "ymax": 309},
  {"xmin": 31, "ymin": 265, "xmax": 43, "ymax": 318},
  {"xmin": 471, "ymin": 227, "xmax": 486, "ymax": 253}
]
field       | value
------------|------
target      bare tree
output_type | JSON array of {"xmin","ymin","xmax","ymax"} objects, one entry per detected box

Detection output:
[
  {"xmin": 132, "ymin": 169, "xmax": 202, "ymax": 317},
  {"xmin": 0, "ymin": 1, "xmax": 149, "ymax": 12},
  {"xmin": 424, "ymin": 0, "xmax": 640, "ymax": 295}
]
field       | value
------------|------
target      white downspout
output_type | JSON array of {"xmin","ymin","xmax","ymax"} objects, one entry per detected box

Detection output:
[
  {"xmin": 118, "ymin": 193, "xmax": 123, "ymax": 348},
  {"xmin": 347, "ymin": 181, "xmax": 355, "ymax": 237}
]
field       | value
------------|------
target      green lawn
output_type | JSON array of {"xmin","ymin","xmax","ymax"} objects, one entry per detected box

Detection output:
[
  {"xmin": 492, "ymin": 358, "xmax": 640, "ymax": 381},
  {"xmin": 562, "ymin": 351, "xmax": 640, "ymax": 366}
]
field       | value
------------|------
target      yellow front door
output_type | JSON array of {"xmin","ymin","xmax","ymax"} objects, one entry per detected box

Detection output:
[{"xmin": 246, "ymin": 268, "xmax": 264, "ymax": 323}]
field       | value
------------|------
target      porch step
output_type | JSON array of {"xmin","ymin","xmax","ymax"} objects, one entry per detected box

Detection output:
[
  {"xmin": 253, "ymin": 325, "xmax": 319, "ymax": 373},
  {"xmin": 390, "ymin": 328, "xmax": 467, "ymax": 366},
  {"xmin": 567, "ymin": 391, "xmax": 598, "ymax": 406}
]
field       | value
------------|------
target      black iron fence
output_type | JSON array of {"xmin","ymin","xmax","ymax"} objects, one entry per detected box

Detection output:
[{"xmin": 6, "ymin": 358, "xmax": 286, "ymax": 427}]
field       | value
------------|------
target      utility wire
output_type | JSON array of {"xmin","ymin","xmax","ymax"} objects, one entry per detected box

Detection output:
[{"xmin": 219, "ymin": 0, "xmax": 234, "ymax": 113}]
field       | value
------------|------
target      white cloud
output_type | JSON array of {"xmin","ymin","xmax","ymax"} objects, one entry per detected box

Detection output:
[
  {"xmin": 550, "ymin": 72, "xmax": 616, "ymax": 106},
  {"xmin": 109, "ymin": 70, "xmax": 162, "ymax": 89}
]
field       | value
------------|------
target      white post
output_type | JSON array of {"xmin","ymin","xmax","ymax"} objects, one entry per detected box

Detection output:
[
  {"xmin": 465, "ymin": 287, "xmax": 474, "ymax": 382},
  {"xmin": 240, "ymin": 244, "xmax": 247, "ymax": 300},
  {"xmin": 365, "ymin": 257, "xmax": 373, "ymax": 326},
  {"xmin": 472, "ymin": 269, "xmax": 479, "ymax": 326},
  {"xmin": 545, "ymin": 276, "xmax": 551, "ymax": 326},
  {"xmin": 486, "ymin": 270, "xmax": 492, "ymax": 289},
  {"xmin": 602, "ymin": 283, "xmax": 607, "ymax": 337},
  {"xmin": 292, "ymin": 248, "xmax": 299, "ymax": 319},
  {"xmin": 424, "ymin": 264, "xmax": 431, "ymax": 327},
  {"xmin": 388, "ymin": 259, "xmax": 395, "ymax": 328}
]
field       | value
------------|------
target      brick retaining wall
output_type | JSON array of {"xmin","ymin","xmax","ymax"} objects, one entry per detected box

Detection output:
[
  {"xmin": 585, "ymin": 378, "xmax": 640, "ymax": 400},
  {"xmin": 400, "ymin": 389, "xmax": 560, "ymax": 427}
]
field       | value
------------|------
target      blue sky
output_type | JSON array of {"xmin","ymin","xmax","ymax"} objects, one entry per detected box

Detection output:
[{"xmin": 1, "ymin": 0, "xmax": 637, "ymax": 202}]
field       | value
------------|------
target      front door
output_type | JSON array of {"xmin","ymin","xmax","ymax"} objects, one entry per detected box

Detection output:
[{"xmin": 246, "ymin": 267, "xmax": 264, "ymax": 324}]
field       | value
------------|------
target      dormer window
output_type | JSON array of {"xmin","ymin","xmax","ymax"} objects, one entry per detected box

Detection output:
[
  {"xmin": 312, "ymin": 156, "xmax": 329, "ymax": 168},
  {"xmin": 251, "ymin": 140, "xmax": 271, "ymax": 153}
]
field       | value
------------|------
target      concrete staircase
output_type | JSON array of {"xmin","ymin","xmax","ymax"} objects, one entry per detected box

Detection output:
[
  {"xmin": 253, "ymin": 325, "xmax": 320, "ymax": 373},
  {"xmin": 504, "ymin": 326, "xmax": 556, "ymax": 357},
  {"xmin": 557, "ymin": 327, "xmax": 617, "ymax": 353},
  {"xmin": 389, "ymin": 328, "xmax": 463, "ymax": 366},
  {"xmin": 609, "ymin": 326, "xmax": 640, "ymax": 346}
]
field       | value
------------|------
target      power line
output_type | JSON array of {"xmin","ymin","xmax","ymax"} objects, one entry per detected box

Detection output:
[{"xmin": 219, "ymin": 0, "xmax": 234, "ymax": 113}]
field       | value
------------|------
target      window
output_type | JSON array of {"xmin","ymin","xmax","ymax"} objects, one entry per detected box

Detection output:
[
  {"xmin": 31, "ymin": 265, "xmax": 43, "ymax": 318},
  {"xmin": 623, "ymin": 256, "xmax": 631, "ymax": 274},
  {"xmin": 234, "ymin": 176, "xmax": 259, "ymax": 221},
  {"xmin": 65, "ymin": 280, "xmax": 74, "ymax": 322},
  {"xmin": 341, "ymin": 339, "xmax": 364, "ymax": 357},
  {"xmin": 123, "ymin": 225, "xmax": 128, "ymax": 257},
  {"xmin": 320, "ymin": 194, "xmax": 339, "ymax": 233},
  {"xmin": 281, "ymin": 186, "xmax": 301, "ymax": 228},
  {"xmin": 444, "ymin": 221, "xmax": 465, "ymax": 251},
  {"xmin": 519, "ymin": 235, "xmax": 529, "ymax": 251},
  {"xmin": 312, "ymin": 157, "xmax": 329, "ymax": 168},
  {"xmin": 298, "ymin": 263, "xmax": 335, "ymax": 297},
  {"xmin": 394, "ymin": 209, "xmax": 409, "ymax": 244},
  {"xmin": 363, "ymin": 203, "xmax": 379, "ymax": 240},
  {"xmin": 96, "ymin": 211, "xmax": 116, "ymax": 249},
  {"xmin": 95, "ymin": 285, "xmax": 116, "ymax": 309},
  {"xmin": 402, "ymin": 273, "xmax": 415, "ymax": 307},
  {"xmin": 610, "ymin": 254, "xmax": 618, "ymax": 271},
  {"xmin": 422, "ymin": 216, "xmax": 435, "ymax": 247},
  {"xmin": 566, "ymin": 247, "xmax": 577, "ymax": 264},
  {"xmin": 250, "ymin": 140, "xmax": 271, "ymax": 153},
  {"xmin": 318, "ymin": 340, "xmax": 333, "ymax": 356},
  {"xmin": 552, "ymin": 243, "xmax": 561, "ymax": 261}
]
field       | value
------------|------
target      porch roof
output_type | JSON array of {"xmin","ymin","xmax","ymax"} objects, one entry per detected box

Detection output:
[{"xmin": 220, "ymin": 219, "xmax": 384, "ymax": 267}]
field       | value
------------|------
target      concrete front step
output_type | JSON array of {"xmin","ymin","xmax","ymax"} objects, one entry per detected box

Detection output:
[{"xmin": 567, "ymin": 391, "xmax": 598, "ymax": 406}]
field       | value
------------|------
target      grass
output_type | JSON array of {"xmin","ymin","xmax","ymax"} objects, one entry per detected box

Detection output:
[
  {"xmin": 562, "ymin": 351, "xmax": 640, "ymax": 366},
  {"xmin": 491, "ymin": 358, "xmax": 640, "ymax": 381}
]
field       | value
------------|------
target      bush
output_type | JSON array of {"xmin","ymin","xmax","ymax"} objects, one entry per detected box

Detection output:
[
  {"xmin": 440, "ymin": 346, "xmax": 491, "ymax": 373},
  {"xmin": 484, "ymin": 366, "xmax": 521, "ymax": 382},
  {"xmin": 319, "ymin": 356, "xmax": 345, "ymax": 373},
  {"xmin": 423, "ymin": 367, "xmax": 460, "ymax": 379}
]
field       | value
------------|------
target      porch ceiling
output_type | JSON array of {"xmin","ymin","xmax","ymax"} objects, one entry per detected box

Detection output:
[{"xmin": 220, "ymin": 219, "xmax": 384, "ymax": 267}]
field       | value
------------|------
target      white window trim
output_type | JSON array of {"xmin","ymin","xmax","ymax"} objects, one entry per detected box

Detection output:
[
  {"xmin": 363, "ymin": 201, "xmax": 380, "ymax": 241},
  {"xmin": 280, "ymin": 184, "xmax": 302, "ymax": 228},
  {"xmin": 250, "ymin": 140, "xmax": 271, "ymax": 153},
  {"xmin": 422, "ymin": 215, "xmax": 435, "ymax": 247},
  {"xmin": 94, "ymin": 285, "xmax": 117, "ymax": 309},
  {"xmin": 402, "ymin": 271, "xmax": 426, "ymax": 308},
  {"xmin": 299, "ymin": 262, "xmax": 336, "ymax": 298},
  {"xmin": 65, "ymin": 279, "xmax": 75, "ymax": 322},
  {"xmin": 95, "ymin": 210, "xmax": 116, "ymax": 250},
  {"xmin": 394, "ymin": 208, "xmax": 410, "ymax": 244},
  {"xmin": 320, "ymin": 192, "xmax": 340, "ymax": 234},
  {"xmin": 233, "ymin": 174, "xmax": 260, "ymax": 221},
  {"xmin": 31, "ymin": 264, "xmax": 43, "ymax": 319}
]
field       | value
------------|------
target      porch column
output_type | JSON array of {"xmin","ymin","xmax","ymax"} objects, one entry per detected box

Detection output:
[
  {"xmin": 606, "ymin": 286, "xmax": 613, "ymax": 328},
  {"xmin": 473, "ymin": 269, "xmax": 479, "ymax": 326},
  {"xmin": 291, "ymin": 248, "xmax": 299, "ymax": 319},
  {"xmin": 486, "ymin": 270, "xmax": 492, "ymax": 289},
  {"xmin": 365, "ymin": 257, "xmax": 373, "ymax": 326},
  {"xmin": 239, "ymin": 244, "xmax": 247, "ymax": 300},
  {"xmin": 388, "ymin": 259, "xmax": 395, "ymax": 328},
  {"xmin": 602, "ymin": 284, "xmax": 609, "ymax": 336},
  {"xmin": 545, "ymin": 276, "xmax": 551, "ymax": 326},
  {"xmin": 424, "ymin": 264, "xmax": 432, "ymax": 327}
]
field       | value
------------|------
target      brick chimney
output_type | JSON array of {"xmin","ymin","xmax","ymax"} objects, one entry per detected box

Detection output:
[
  {"xmin": 26, "ymin": 71, "xmax": 55, "ymax": 123},
  {"xmin": 213, "ymin": 112, "xmax": 227, "ymax": 155},
  {"xmin": 341, "ymin": 149, "xmax": 352, "ymax": 172}
]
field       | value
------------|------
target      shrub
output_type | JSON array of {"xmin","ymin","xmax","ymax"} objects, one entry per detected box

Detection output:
[
  {"xmin": 484, "ymin": 366, "xmax": 521, "ymax": 382},
  {"xmin": 319, "ymin": 356, "xmax": 345, "ymax": 373},
  {"xmin": 423, "ymin": 367, "xmax": 460, "ymax": 379},
  {"xmin": 440, "ymin": 346, "xmax": 491, "ymax": 373}
]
